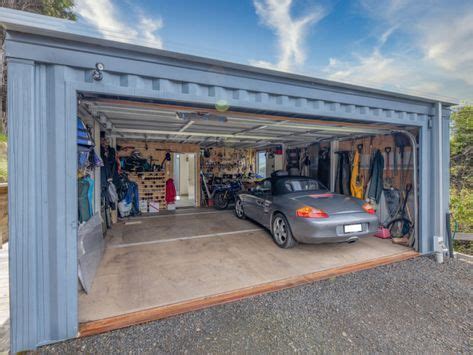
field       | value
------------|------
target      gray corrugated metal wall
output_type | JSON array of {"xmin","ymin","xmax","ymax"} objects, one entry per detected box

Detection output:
[
  {"xmin": 8, "ymin": 59, "xmax": 78, "ymax": 351},
  {"xmin": 5, "ymin": 31, "xmax": 451, "ymax": 352}
]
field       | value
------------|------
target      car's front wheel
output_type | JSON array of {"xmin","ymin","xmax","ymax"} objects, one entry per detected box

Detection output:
[{"xmin": 271, "ymin": 213, "xmax": 297, "ymax": 248}]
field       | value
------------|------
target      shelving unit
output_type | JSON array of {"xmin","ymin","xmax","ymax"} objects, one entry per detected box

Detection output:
[{"xmin": 129, "ymin": 171, "xmax": 167, "ymax": 209}]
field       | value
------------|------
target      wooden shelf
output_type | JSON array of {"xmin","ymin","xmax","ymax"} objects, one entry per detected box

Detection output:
[{"xmin": 129, "ymin": 172, "xmax": 167, "ymax": 207}]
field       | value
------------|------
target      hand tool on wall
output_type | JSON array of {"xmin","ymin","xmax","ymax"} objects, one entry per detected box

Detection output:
[
  {"xmin": 384, "ymin": 146, "xmax": 393, "ymax": 188},
  {"xmin": 364, "ymin": 136, "xmax": 374, "ymax": 194},
  {"xmin": 159, "ymin": 152, "xmax": 171, "ymax": 172},
  {"xmin": 350, "ymin": 144, "xmax": 364, "ymax": 198},
  {"xmin": 394, "ymin": 132, "xmax": 411, "ymax": 184},
  {"xmin": 393, "ymin": 146, "xmax": 398, "ymax": 176}
]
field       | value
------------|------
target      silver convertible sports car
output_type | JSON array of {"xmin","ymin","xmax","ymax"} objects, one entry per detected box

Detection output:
[{"xmin": 235, "ymin": 176, "xmax": 379, "ymax": 248}]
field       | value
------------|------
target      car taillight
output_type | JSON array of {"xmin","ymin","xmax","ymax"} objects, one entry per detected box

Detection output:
[
  {"xmin": 362, "ymin": 203, "xmax": 376, "ymax": 214},
  {"xmin": 296, "ymin": 206, "xmax": 329, "ymax": 218}
]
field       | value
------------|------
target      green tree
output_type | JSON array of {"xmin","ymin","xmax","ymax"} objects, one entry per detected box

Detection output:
[
  {"xmin": 0, "ymin": 0, "xmax": 76, "ymax": 20},
  {"xmin": 450, "ymin": 105, "xmax": 473, "ymax": 191},
  {"xmin": 450, "ymin": 105, "xmax": 473, "ymax": 254},
  {"xmin": 0, "ymin": 1, "xmax": 76, "ymax": 181},
  {"xmin": 0, "ymin": 0, "xmax": 76, "ymax": 123}
]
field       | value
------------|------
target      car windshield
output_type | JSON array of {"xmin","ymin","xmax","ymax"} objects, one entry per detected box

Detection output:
[{"xmin": 274, "ymin": 178, "xmax": 328, "ymax": 194}]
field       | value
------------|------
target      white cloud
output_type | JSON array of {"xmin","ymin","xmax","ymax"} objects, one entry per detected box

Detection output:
[
  {"xmin": 251, "ymin": 0, "xmax": 326, "ymax": 71},
  {"xmin": 137, "ymin": 16, "xmax": 164, "ymax": 49},
  {"xmin": 74, "ymin": 0, "xmax": 163, "ymax": 48},
  {"xmin": 365, "ymin": 0, "xmax": 473, "ymax": 85},
  {"xmin": 324, "ymin": 50, "xmax": 404, "ymax": 86},
  {"xmin": 419, "ymin": 10, "xmax": 473, "ymax": 85},
  {"xmin": 323, "ymin": 0, "xmax": 473, "ymax": 100}
]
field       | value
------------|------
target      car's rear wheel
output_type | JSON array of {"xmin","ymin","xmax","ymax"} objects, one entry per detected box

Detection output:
[
  {"xmin": 235, "ymin": 198, "xmax": 246, "ymax": 219},
  {"xmin": 271, "ymin": 213, "xmax": 297, "ymax": 248}
]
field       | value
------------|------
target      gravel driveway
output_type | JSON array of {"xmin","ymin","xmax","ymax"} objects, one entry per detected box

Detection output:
[{"xmin": 37, "ymin": 256, "xmax": 472, "ymax": 354}]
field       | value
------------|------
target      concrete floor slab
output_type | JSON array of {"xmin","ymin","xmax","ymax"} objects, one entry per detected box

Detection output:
[{"xmin": 79, "ymin": 210, "xmax": 410, "ymax": 323}]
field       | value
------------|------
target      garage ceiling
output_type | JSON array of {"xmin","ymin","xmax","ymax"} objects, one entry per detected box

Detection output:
[{"xmin": 82, "ymin": 99, "xmax": 400, "ymax": 148}]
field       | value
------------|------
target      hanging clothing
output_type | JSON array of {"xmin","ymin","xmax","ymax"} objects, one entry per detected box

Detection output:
[
  {"xmin": 317, "ymin": 148, "xmax": 330, "ymax": 188},
  {"xmin": 78, "ymin": 177, "xmax": 92, "ymax": 223},
  {"xmin": 308, "ymin": 143, "xmax": 320, "ymax": 179},
  {"xmin": 166, "ymin": 178, "xmax": 177, "ymax": 204},
  {"xmin": 335, "ymin": 151, "xmax": 351, "ymax": 195},
  {"xmin": 83, "ymin": 175, "xmax": 95, "ymax": 215},
  {"xmin": 350, "ymin": 149, "xmax": 364, "ymax": 199},
  {"xmin": 118, "ymin": 180, "xmax": 140, "ymax": 217},
  {"xmin": 100, "ymin": 145, "xmax": 120, "ymax": 188},
  {"xmin": 367, "ymin": 149, "xmax": 384, "ymax": 203}
]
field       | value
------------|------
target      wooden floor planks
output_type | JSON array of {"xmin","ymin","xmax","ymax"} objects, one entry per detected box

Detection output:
[{"xmin": 79, "ymin": 249, "xmax": 418, "ymax": 337}]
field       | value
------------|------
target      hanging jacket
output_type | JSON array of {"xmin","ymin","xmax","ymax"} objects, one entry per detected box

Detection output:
[
  {"xmin": 367, "ymin": 149, "xmax": 384, "ymax": 203},
  {"xmin": 335, "ymin": 151, "xmax": 351, "ymax": 195},
  {"xmin": 317, "ymin": 148, "xmax": 331, "ymax": 188},
  {"xmin": 78, "ymin": 177, "xmax": 92, "ymax": 223},
  {"xmin": 350, "ymin": 150, "xmax": 364, "ymax": 199},
  {"xmin": 166, "ymin": 178, "xmax": 176, "ymax": 204}
]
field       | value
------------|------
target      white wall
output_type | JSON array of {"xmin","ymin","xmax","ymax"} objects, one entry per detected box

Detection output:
[{"xmin": 179, "ymin": 154, "xmax": 189, "ymax": 195}]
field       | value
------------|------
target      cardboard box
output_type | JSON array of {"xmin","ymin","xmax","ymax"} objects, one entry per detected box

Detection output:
[{"xmin": 149, "ymin": 201, "xmax": 160, "ymax": 213}]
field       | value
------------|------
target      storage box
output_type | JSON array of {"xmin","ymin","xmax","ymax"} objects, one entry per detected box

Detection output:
[
  {"xmin": 139, "ymin": 200, "xmax": 148, "ymax": 213},
  {"xmin": 149, "ymin": 201, "xmax": 160, "ymax": 213}
]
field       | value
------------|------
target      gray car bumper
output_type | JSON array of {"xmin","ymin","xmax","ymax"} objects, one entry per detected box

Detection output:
[{"xmin": 289, "ymin": 212, "xmax": 379, "ymax": 244}]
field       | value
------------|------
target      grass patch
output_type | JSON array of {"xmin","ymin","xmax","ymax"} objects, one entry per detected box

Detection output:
[
  {"xmin": 0, "ymin": 159, "xmax": 6, "ymax": 183},
  {"xmin": 450, "ymin": 188, "xmax": 472, "ymax": 255},
  {"xmin": 453, "ymin": 240, "xmax": 473, "ymax": 255}
]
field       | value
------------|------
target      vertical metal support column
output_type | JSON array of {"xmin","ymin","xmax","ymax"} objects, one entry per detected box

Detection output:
[
  {"xmin": 433, "ymin": 102, "xmax": 448, "ymax": 261},
  {"xmin": 8, "ymin": 60, "xmax": 78, "ymax": 352},
  {"xmin": 93, "ymin": 119, "xmax": 101, "ymax": 212},
  {"xmin": 419, "ymin": 125, "xmax": 432, "ymax": 253},
  {"xmin": 437, "ymin": 102, "xmax": 445, "ymax": 238},
  {"xmin": 8, "ymin": 58, "xmax": 38, "ymax": 353}
]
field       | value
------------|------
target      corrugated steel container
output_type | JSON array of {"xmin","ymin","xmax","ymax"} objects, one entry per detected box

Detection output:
[{"xmin": 0, "ymin": 7, "xmax": 454, "ymax": 353}]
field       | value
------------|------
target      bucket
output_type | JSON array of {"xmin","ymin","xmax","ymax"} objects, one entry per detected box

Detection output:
[{"xmin": 374, "ymin": 226, "xmax": 391, "ymax": 239}]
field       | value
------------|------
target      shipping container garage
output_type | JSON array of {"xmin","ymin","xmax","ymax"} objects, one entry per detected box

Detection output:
[{"xmin": 1, "ymin": 8, "xmax": 454, "ymax": 352}]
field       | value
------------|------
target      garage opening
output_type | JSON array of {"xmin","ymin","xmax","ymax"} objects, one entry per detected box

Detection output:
[{"xmin": 75, "ymin": 95, "xmax": 419, "ymax": 334}]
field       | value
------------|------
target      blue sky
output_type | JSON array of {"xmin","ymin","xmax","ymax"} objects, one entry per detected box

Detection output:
[{"xmin": 75, "ymin": 0, "xmax": 472, "ymax": 102}]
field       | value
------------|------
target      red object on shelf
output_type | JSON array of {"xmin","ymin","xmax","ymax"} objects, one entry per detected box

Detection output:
[{"xmin": 165, "ymin": 178, "xmax": 176, "ymax": 204}]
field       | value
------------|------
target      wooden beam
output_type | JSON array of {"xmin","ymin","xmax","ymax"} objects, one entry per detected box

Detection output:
[
  {"xmin": 455, "ymin": 233, "xmax": 473, "ymax": 241},
  {"xmin": 78, "ymin": 250, "xmax": 418, "ymax": 338}
]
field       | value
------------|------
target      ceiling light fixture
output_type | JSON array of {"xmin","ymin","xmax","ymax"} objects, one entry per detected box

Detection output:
[{"xmin": 176, "ymin": 111, "xmax": 228, "ymax": 123}]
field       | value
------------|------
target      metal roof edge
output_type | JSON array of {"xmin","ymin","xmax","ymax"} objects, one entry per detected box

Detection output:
[{"xmin": 0, "ymin": 7, "xmax": 459, "ymax": 107}]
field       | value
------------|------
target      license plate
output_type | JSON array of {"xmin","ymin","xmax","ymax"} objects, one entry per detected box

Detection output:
[{"xmin": 344, "ymin": 224, "xmax": 363, "ymax": 233}]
